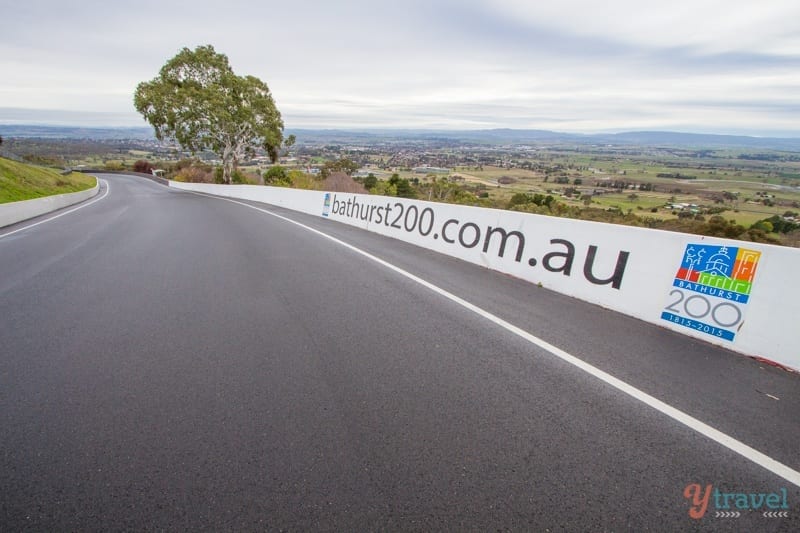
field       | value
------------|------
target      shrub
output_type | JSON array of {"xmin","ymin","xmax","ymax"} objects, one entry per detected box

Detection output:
[
  {"xmin": 264, "ymin": 165, "xmax": 292, "ymax": 186},
  {"xmin": 231, "ymin": 170, "xmax": 247, "ymax": 184},
  {"xmin": 176, "ymin": 166, "xmax": 214, "ymax": 183},
  {"xmin": 288, "ymin": 170, "xmax": 320, "ymax": 190},
  {"xmin": 133, "ymin": 159, "xmax": 154, "ymax": 174},
  {"xmin": 363, "ymin": 173, "xmax": 378, "ymax": 189}
]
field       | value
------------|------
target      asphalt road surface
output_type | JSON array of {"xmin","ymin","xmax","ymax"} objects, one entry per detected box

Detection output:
[{"xmin": 1, "ymin": 174, "xmax": 798, "ymax": 531}]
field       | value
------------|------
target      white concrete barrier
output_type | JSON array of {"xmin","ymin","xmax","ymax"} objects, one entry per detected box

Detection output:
[
  {"xmin": 170, "ymin": 181, "xmax": 800, "ymax": 371},
  {"xmin": 0, "ymin": 179, "xmax": 99, "ymax": 229}
]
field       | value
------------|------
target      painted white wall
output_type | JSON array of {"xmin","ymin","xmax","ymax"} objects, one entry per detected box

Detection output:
[
  {"xmin": 0, "ymin": 179, "xmax": 99, "ymax": 229},
  {"xmin": 170, "ymin": 182, "xmax": 800, "ymax": 371}
]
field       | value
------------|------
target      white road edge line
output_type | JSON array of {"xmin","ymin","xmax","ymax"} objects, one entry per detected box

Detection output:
[
  {"xmin": 0, "ymin": 178, "xmax": 110, "ymax": 240},
  {"xmin": 189, "ymin": 190, "xmax": 800, "ymax": 489}
]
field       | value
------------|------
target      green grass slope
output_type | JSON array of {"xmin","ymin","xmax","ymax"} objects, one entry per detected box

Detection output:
[{"xmin": 0, "ymin": 157, "xmax": 96, "ymax": 204}]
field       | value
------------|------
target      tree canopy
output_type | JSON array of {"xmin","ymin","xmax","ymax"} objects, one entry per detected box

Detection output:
[
  {"xmin": 134, "ymin": 45, "xmax": 284, "ymax": 184},
  {"xmin": 319, "ymin": 157, "xmax": 359, "ymax": 178}
]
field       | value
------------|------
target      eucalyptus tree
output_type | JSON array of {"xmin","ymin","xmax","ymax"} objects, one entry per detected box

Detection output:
[{"xmin": 134, "ymin": 45, "xmax": 284, "ymax": 184}]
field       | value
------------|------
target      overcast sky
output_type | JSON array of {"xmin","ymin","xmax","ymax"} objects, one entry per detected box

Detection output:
[{"xmin": 2, "ymin": 0, "xmax": 799, "ymax": 135}]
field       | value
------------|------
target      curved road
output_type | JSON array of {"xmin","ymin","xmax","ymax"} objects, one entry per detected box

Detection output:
[{"xmin": 1, "ymin": 174, "xmax": 798, "ymax": 530}]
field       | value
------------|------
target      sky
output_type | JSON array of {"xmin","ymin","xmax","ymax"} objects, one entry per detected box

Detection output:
[{"xmin": 1, "ymin": 0, "xmax": 800, "ymax": 136}]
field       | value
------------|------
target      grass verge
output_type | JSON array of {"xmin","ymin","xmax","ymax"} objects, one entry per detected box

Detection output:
[{"xmin": 0, "ymin": 157, "xmax": 96, "ymax": 204}]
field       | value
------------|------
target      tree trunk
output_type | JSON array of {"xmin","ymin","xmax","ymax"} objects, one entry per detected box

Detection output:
[
  {"xmin": 221, "ymin": 141, "xmax": 234, "ymax": 184},
  {"xmin": 223, "ymin": 160, "xmax": 234, "ymax": 184}
]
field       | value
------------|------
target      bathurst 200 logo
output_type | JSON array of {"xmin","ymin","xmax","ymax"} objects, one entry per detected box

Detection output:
[{"xmin": 661, "ymin": 244, "xmax": 761, "ymax": 341}]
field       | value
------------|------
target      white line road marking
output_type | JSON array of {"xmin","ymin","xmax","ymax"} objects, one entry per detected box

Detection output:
[
  {"xmin": 187, "ymin": 190, "xmax": 800, "ymax": 489},
  {"xmin": 0, "ymin": 179, "xmax": 110, "ymax": 240}
]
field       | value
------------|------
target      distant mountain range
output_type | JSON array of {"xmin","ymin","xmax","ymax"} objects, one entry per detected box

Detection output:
[
  {"xmin": 0, "ymin": 125, "xmax": 154, "ymax": 140},
  {"xmin": 3, "ymin": 124, "xmax": 800, "ymax": 151},
  {"xmin": 288, "ymin": 128, "xmax": 800, "ymax": 151}
]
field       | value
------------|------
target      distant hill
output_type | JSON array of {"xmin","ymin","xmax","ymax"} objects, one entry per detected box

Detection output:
[
  {"xmin": 3, "ymin": 124, "xmax": 800, "ymax": 151},
  {"xmin": 0, "ymin": 125, "xmax": 154, "ymax": 140},
  {"xmin": 285, "ymin": 128, "xmax": 576, "ymax": 145},
  {"xmin": 592, "ymin": 131, "xmax": 800, "ymax": 151},
  {"xmin": 287, "ymin": 128, "xmax": 800, "ymax": 151}
]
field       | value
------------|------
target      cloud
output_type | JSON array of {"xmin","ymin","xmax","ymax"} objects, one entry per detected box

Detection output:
[
  {"xmin": 1, "ymin": 0, "xmax": 798, "ymax": 135},
  {"xmin": 486, "ymin": 0, "xmax": 800, "ymax": 55}
]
